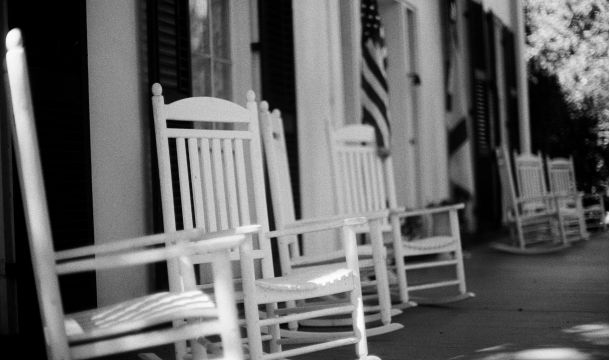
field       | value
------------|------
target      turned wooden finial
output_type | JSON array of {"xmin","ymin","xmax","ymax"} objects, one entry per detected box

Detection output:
[
  {"xmin": 260, "ymin": 101, "xmax": 269, "ymax": 112},
  {"xmin": 246, "ymin": 90, "xmax": 256, "ymax": 103},
  {"xmin": 152, "ymin": 83, "xmax": 163, "ymax": 96},
  {"xmin": 6, "ymin": 28, "xmax": 23, "ymax": 51}
]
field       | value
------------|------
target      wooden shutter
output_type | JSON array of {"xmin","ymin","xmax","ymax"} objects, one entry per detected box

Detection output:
[
  {"xmin": 469, "ymin": 1, "xmax": 490, "ymax": 158},
  {"xmin": 468, "ymin": 0, "xmax": 501, "ymax": 229},
  {"xmin": 502, "ymin": 26, "xmax": 520, "ymax": 153},
  {"xmin": 147, "ymin": 0, "xmax": 192, "ymax": 235},
  {"xmin": 486, "ymin": 12, "xmax": 501, "ymax": 147},
  {"xmin": 147, "ymin": 0, "xmax": 191, "ymax": 103}
]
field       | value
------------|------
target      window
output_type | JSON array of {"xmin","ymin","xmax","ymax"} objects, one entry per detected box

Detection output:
[{"xmin": 189, "ymin": 0, "xmax": 232, "ymax": 99}]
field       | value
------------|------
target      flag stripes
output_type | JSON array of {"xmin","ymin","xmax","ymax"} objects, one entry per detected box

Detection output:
[{"xmin": 361, "ymin": 0, "xmax": 391, "ymax": 153}]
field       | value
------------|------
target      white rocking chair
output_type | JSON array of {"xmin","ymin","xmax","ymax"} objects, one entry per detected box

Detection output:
[
  {"xmin": 259, "ymin": 104, "xmax": 402, "ymax": 335},
  {"xmin": 151, "ymin": 84, "xmax": 381, "ymax": 360},
  {"xmin": 491, "ymin": 147, "xmax": 569, "ymax": 254},
  {"xmin": 6, "ymin": 28, "xmax": 245, "ymax": 360},
  {"xmin": 546, "ymin": 156, "xmax": 606, "ymax": 232},
  {"xmin": 514, "ymin": 152, "xmax": 589, "ymax": 243},
  {"xmin": 326, "ymin": 123, "xmax": 474, "ymax": 306}
]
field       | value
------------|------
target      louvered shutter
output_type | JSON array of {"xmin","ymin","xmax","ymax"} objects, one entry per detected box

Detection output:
[
  {"xmin": 147, "ymin": 0, "xmax": 192, "ymax": 236},
  {"xmin": 502, "ymin": 27, "xmax": 520, "ymax": 153},
  {"xmin": 486, "ymin": 12, "xmax": 501, "ymax": 146},
  {"xmin": 147, "ymin": 0, "xmax": 191, "ymax": 103},
  {"xmin": 468, "ymin": 1, "xmax": 501, "ymax": 229}
]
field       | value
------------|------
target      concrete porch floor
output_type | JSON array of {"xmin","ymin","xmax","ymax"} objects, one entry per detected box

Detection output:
[
  {"xmin": 105, "ymin": 230, "xmax": 608, "ymax": 360},
  {"xmin": 298, "ymin": 230, "xmax": 609, "ymax": 360}
]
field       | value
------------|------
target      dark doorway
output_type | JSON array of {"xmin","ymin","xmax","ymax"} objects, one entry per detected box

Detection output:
[{"xmin": 258, "ymin": 0, "xmax": 300, "ymax": 218}]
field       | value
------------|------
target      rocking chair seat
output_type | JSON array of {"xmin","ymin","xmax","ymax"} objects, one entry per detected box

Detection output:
[
  {"xmin": 66, "ymin": 290, "xmax": 217, "ymax": 342},
  {"xmin": 401, "ymin": 236, "xmax": 457, "ymax": 255},
  {"xmin": 256, "ymin": 263, "xmax": 353, "ymax": 292},
  {"xmin": 584, "ymin": 204, "xmax": 604, "ymax": 212},
  {"xmin": 559, "ymin": 207, "xmax": 581, "ymax": 218}
]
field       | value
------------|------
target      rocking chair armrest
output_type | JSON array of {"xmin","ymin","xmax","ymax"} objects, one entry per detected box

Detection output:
[
  {"xmin": 56, "ymin": 226, "xmax": 260, "ymax": 261},
  {"xmin": 278, "ymin": 210, "xmax": 389, "ymax": 230},
  {"xmin": 514, "ymin": 194, "xmax": 557, "ymax": 204},
  {"xmin": 582, "ymin": 192, "xmax": 604, "ymax": 202},
  {"xmin": 267, "ymin": 217, "xmax": 368, "ymax": 239},
  {"xmin": 549, "ymin": 191, "xmax": 583, "ymax": 201},
  {"xmin": 390, "ymin": 203, "xmax": 465, "ymax": 219},
  {"xmin": 55, "ymin": 233, "xmax": 247, "ymax": 275}
]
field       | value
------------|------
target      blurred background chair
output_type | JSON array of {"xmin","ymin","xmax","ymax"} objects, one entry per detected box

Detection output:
[
  {"xmin": 546, "ymin": 156, "xmax": 607, "ymax": 232},
  {"xmin": 514, "ymin": 151, "xmax": 588, "ymax": 243},
  {"xmin": 260, "ymin": 104, "xmax": 402, "ymax": 335},
  {"xmin": 325, "ymin": 122, "xmax": 473, "ymax": 306},
  {"xmin": 6, "ymin": 28, "xmax": 244, "ymax": 360},
  {"xmin": 492, "ymin": 147, "xmax": 568, "ymax": 254}
]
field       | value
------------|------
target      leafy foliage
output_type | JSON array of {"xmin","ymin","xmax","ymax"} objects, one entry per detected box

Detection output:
[{"xmin": 525, "ymin": 0, "xmax": 608, "ymax": 193}]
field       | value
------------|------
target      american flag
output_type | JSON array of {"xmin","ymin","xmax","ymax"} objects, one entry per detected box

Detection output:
[{"xmin": 361, "ymin": 0, "xmax": 391, "ymax": 155}]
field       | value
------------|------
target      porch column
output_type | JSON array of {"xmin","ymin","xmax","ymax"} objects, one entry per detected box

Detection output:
[
  {"xmin": 292, "ymin": 0, "xmax": 344, "ymax": 255},
  {"xmin": 512, "ymin": 0, "xmax": 531, "ymax": 153}
]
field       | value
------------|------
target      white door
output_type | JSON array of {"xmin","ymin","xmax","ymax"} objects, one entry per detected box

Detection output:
[{"xmin": 380, "ymin": 0, "xmax": 421, "ymax": 208}]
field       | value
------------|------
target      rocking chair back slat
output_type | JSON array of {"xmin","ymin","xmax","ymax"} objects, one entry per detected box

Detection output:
[
  {"xmin": 212, "ymin": 138, "xmax": 230, "ymax": 230},
  {"xmin": 176, "ymin": 138, "xmax": 194, "ymax": 229},
  {"xmin": 200, "ymin": 138, "xmax": 218, "ymax": 231},
  {"xmin": 223, "ymin": 139, "xmax": 241, "ymax": 228},
  {"xmin": 233, "ymin": 139, "xmax": 251, "ymax": 225},
  {"xmin": 188, "ymin": 138, "xmax": 206, "ymax": 230}
]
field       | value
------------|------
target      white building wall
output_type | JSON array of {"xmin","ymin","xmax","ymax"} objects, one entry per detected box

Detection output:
[{"xmin": 87, "ymin": 0, "xmax": 150, "ymax": 306}]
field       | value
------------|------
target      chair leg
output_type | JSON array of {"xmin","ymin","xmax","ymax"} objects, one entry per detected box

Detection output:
[
  {"xmin": 575, "ymin": 200, "xmax": 589, "ymax": 240},
  {"xmin": 556, "ymin": 212, "xmax": 567, "ymax": 246},
  {"xmin": 369, "ymin": 219, "xmax": 392, "ymax": 325},
  {"xmin": 515, "ymin": 219, "xmax": 526, "ymax": 250},
  {"xmin": 190, "ymin": 336, "xmax": 208, "ymax": 360},
  {"xmin": 213, "ymin": 252, "xmax": 243, "ymax": 360},
  {"xmin": 245, "ymin": 297, "xmax": 264, "ymax": 360},
  {"xmin": 285, "ymin": 300, "xmax": 299, "ymax": 330},
  {"xmin": 450, "ymin": 211, "xmax": 467, "ymax": 294},
  {"xmin": 266, "ymin": 303, "xmax": 282, "ymax": 354},
  {"xmin": 342, "ymin": 224, "xmax": 369, "ymax": 359},
  {"xmin": 240, "ymin": 238, "xmax": 264, "ymax": 360},
  {"xmin": 390, "ymin": 215, "xmax": 410, "ymax": 306}
]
